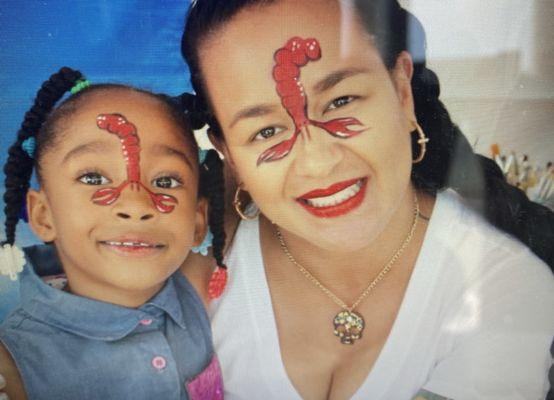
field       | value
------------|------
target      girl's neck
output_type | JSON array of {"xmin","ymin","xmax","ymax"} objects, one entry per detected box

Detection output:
[{"xmin": 63, "ymin": 270, "xmax": 165, "ymax": 308}]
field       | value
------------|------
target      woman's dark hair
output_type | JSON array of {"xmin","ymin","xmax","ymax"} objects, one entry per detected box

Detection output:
[
  {"xmin": 181, "ymin": 0, "xmax": 554, "ymax": 269},
  {"xmin": 2, "ymin": 67, "xmax": 226, "ymax": 271}
]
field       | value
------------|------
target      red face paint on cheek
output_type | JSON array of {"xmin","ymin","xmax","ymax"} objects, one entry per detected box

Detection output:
[
  {"xmin": 92, "ymin": 113, "xmax": 178, "ymax": 213},
  {"xmin": 257, "ymin": 37, "xmax": 368, "ymax": 166}
]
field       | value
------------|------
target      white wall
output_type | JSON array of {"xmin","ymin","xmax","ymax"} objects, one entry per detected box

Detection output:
[{"xmin": 400, "ymin": 0, "xmax": 553, "ymax": 166}]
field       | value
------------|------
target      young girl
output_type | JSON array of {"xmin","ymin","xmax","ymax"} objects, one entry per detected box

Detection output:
[{"xmin": 0, "ymin": 67, "xmax": 225, "ymax": 399}]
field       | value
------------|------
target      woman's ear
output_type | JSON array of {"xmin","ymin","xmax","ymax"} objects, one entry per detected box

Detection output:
[
  {"xmin": 27, "ymin": 189, "xmax": 56, "ymax": 242},
  {"xmin": 392, "ymin": 51, "xmax": 417, "ymax": 122}
]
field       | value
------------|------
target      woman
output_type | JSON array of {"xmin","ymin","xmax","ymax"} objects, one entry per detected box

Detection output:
[{"xmin": 179, "ymin": 0, "xmax": 554, "ymax": 399}]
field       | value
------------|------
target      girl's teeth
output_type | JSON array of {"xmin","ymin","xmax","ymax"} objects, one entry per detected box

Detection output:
[
  {"xmin": 305, "ymin": 180, "xmax": 362, "ymax": 208},
  {"xmin": 105, "ymin": 241, "xmax": 154, "ymax": 248}
]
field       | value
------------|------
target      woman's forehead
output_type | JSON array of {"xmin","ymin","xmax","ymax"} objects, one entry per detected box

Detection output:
[{"xmin": 198, "ymin": 0, "xmax": 379, "ymax": 118}]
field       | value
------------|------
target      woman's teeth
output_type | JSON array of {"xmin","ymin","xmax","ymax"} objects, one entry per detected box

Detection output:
[{"xmin": 305, "ymin": 180, "xmax": 363, "ymax": 208}]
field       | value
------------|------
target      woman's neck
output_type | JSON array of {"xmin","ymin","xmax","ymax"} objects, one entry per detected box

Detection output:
[{"xmin": 260, "ymin": 188, "xmax": 435, "ymax": 293}]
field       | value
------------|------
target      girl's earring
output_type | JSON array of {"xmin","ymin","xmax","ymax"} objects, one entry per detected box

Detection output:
[
  {"xmin": 412, "ymin": 121, "xmax": 429, "ymax": 164},
  {"xmin": 233, "ymin": 187, "xmax": 260, "ymax": 220}
]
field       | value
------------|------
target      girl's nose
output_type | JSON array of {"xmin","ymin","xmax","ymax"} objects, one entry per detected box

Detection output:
[
  {"xmin": 111, "ymin": 185, "xmax": 156, "ymax": 221},
  {"xmin": 115, "ymin": 211, "xmax": 154, "ymax": 221}
]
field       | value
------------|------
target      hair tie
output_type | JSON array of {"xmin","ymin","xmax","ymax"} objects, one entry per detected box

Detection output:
[
  {"xmin": 0, "ymin": 243, "xmax": 25, "ymax": 281},
  {"xmin": 21, "ymin": 137, "xmax": 36, "ymax": 158},
  {"xmin": 199, "ymin": 148, "xmax": 209, "ymax": 164},
  {"xmin": 191, "ymin": 228, "xmax": 213, "ymax": 256},
  {"xmin": 70, "ymin": 79, "xmax": 90, "ymax": 94}
]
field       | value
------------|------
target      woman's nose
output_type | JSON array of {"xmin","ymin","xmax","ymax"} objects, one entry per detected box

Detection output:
[{"xmin": 292, "ymin": 125, "xmax": 344, "ymax": 178}]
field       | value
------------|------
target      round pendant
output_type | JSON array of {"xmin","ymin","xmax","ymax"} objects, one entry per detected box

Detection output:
[{"xmin": 333, "ymin": 310, "xmax": 365, "ymax": 345}]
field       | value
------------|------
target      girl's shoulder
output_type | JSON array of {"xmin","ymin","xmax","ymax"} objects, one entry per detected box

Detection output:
[{"xmin": 0, "ymin": 341, "xmax": 27, "ymax": 400}]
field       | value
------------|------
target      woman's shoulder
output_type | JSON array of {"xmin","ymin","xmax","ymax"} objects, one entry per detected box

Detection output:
[
  {"xmin": 433, "ymin": 189, "xmax": 550, "ymax": 270},
  {"xmin": 423, "ymin": 189, "xmax": 553, "ymax": 308},
  {"xmin": 0, "ymin": 341, "xmax": 27, "ymax": 400}
]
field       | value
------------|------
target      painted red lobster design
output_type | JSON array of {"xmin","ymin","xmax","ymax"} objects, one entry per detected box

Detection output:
[
  {"xmin": 92, "ymin": 113, "xmax": 178, "ymax": 213},
  {"xmin": 258, "ymin": 37, "xmax": 367, "ymax": 165}
]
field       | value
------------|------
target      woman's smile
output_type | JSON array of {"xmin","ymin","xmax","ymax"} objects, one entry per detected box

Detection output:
[{"xmin": 296, "ymin": 177, "xmax": 367, "ymax": 218}]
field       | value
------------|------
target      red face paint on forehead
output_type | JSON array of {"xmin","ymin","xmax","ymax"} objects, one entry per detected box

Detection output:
[
  {"xmin": 257, "ymin": 37, "xmax": 367, "ymax": 166},
  {"xmin": 91, "ymin": 113, "xmax": 178, "ymax": 213}
]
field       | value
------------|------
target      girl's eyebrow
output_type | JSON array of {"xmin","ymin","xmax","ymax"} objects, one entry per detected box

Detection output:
[
  {"xmin": 62, "ymin": 140, "xmax": 113, "ymax": 164},
  {"xmin": 150, "ymin": 143, "xmax": 194, "ymax": 169}
]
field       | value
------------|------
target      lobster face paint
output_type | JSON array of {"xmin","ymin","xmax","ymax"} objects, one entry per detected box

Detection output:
[
  {"xmin": 93, "ymin": 113, "xmax": 178, "ymax": 213},
  {"xmin": 258, "ymin": 37, "xmax": 367, "ymax": 166}
]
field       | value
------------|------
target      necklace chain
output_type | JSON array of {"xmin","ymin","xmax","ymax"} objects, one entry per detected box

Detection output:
[{"xmin": 276, "ymin": 193, "xmax": 420, "ymax": 312}]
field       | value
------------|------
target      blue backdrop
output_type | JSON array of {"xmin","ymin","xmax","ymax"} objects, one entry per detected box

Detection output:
[{"xmin": 0, "ymin": 1, "xmax": 194, "ymax": 317}]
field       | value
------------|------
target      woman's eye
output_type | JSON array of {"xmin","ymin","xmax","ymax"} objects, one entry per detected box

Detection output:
[
  {"xmin": 78, "ymin": 172, "xmax": 110, "ymax": 185},
  {"xmin": 326, "ymin": 96, "xmax": 356, "ymax": 111},
  {"xmin": 253, "ymin": 126, "xmax": 283, "ymax": 141},
  {"xmin": 152, "ymin": 176, "xmax": 182, "ymax": 189}
]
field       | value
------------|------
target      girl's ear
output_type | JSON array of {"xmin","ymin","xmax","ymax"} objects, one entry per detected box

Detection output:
[
  {"xmin": 27, "ymin": 189, "xmax": 56, "ymax": 242},
  {"xmin": 392, "ymin": 51, "xmax": 417, "ymax": 122},
  {"xmin": 192, "ymin": 197, "xmax": 208, "ymax": 247}
]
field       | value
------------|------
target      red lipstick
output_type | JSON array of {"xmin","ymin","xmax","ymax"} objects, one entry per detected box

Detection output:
[{"xmin": 296, "ymin": 177, "xmax": 368, "ymax": 218}]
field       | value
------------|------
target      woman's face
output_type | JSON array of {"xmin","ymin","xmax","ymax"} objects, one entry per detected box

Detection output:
[{"xmin": 199, "ymin": 0, "xmax": 417, "ymax": 251}]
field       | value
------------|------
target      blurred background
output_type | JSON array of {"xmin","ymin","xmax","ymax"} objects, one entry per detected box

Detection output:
[{"xmin": 1, "ymin": 0, "xmax": 553, "ymax": 316}]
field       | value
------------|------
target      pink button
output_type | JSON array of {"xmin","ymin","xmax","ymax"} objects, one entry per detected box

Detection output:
[
  {"xmin": 139, "ymin": 319, "xmax": 153, "ymax": 326},
  {"xmin": 152, "ymin": 356, "xmax": 167, "ymax": 371}
]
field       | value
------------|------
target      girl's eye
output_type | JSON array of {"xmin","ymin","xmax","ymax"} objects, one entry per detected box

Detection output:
[
  {"xmin": 326, "ymin": 95, "xmax": 356, "ymax": 111},
  {"xmin": 253, "ymin": 126, "xmax": 284, "ymax": 141},
  {"xmin": 152, "ymin": 176, "xmax": 182, "ymax": 189},
  {"xmin": 78, "ymin": 172, "xmax": 110, "ymax": 185}
]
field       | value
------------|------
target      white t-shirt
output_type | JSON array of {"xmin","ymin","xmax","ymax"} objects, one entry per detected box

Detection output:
[{"xmin": 209, "ymin": 190, "xmax": 554, "ymax": 399}]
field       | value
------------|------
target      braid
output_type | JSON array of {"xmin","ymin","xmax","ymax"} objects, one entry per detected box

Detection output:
[
  {"xmin": 2, "ymin": 67, "xmax": 84, "ymax": 245},
  {"xmin": 199, "ymin": 149, "xmax": 226, "ymax": 267},
  {"xmin": 411, "ymin": 64, "xmax": 554, "ymax": 268},
  {"xmin": 368, "ymin": 4, "xmax": 554, "ymax": 269}
]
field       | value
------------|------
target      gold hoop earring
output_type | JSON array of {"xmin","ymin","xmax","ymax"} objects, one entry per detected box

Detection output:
[
  {"xmin": 412, "ymin": 122, "xmax": 429, "ymax": 164},
  {"xmin": 233, "ymin": 187, "xmax": 260, "ymax": 220}
]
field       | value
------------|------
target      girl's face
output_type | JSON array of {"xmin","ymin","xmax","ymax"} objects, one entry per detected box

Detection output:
[
  {"xmin": 28, "ymin": 90, "xmax": 206, "ymax": 304},
  {"xmin": 200, "ymin": 0, "xmax": 417, "ymax": 251}
]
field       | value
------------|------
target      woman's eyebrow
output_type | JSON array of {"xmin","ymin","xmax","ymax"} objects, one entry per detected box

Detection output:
[
  {"xmin": 311, "ymin": 67, "xmax": 371, "ymax": 94},
  {"xmin": 150, "ymin": 143, "xmax": 194, "ymax": 169},
  {"xmin": 62, "ymin": 140, "xmax": 113, "ymax": 164},
  {"xmin": 229, "ymin": 103, "xmax": 279, "ymax": 129}
]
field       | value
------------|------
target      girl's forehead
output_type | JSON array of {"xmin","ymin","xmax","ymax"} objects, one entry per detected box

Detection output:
[{"xmin": 56, "ymin": 92, "xmax": 190, "ymax": 151}]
